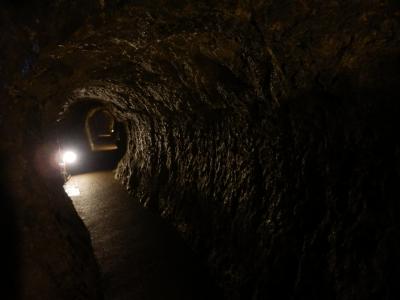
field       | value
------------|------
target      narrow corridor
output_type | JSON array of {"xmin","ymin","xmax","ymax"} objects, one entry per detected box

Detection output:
[{"xmin": 65, "ymin": 172, "xmax": 218, "ymax": 300}]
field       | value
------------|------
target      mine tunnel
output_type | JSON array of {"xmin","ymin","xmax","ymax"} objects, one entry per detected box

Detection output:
[
  {"xmin": 1, "ymin": 1, "xmax": 400, "ymax": 300},
  {"xmin": 57, "ymin": 101, "xmax": 127, "ymax": 175}
]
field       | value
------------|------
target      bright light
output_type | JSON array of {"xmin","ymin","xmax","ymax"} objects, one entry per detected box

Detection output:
[
  {"xmin": 62, "ymin": 150, "xmax": 77, "ymax": 164},
  {"xmin": 64, "ymin": 183, "xmax": 80, "ymax": 196}
]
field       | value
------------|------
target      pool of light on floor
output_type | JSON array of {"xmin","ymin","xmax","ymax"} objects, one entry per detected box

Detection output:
[{"xmin": 64, "ymin": 183, "xmax": 81, "ymax": 197}]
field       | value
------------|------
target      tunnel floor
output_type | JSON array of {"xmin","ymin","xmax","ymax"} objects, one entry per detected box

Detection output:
[{"xmin": 65, "ymin": 171, "xmax": 218, "ymax": 300}]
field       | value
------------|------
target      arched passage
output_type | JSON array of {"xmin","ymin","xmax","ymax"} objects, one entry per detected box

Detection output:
[
  {"xmin": 57, "ymin": 100, "xmax": 220, "ymax": 300},
  {"xmin": 86, "ymin": 108, "xmax": 117, "ymax": 152},
  {"xmin": 1, "ymin": 2, "xmax": 399, "ymax": 300},
  {"xmin": 57, "ymin": 100, "xmax": 127, "ymax": 175}
]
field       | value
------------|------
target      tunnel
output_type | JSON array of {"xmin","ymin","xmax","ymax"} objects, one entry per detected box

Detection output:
[
  {"xmin": 1, "ymin": 1, "xmax": 400, "ymax": 300},
  {"xmin": 85, "ymin": 108, "xmax": 119, "ymax": 152},
  {"xmin": 57, "ymin": 100, "xmax": 127, "ymax": 175}
]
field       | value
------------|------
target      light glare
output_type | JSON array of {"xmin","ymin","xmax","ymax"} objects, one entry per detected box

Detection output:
[{"xmin": 63, "ymin": 151, "xmax": 77, "ymax": 164}]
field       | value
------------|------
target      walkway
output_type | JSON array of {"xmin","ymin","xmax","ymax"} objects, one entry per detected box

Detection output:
[{"xmin": 65, "ymin": 171, "xmax": 219, "ymax": 300}]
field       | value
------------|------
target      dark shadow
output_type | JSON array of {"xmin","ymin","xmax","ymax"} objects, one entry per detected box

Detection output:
[{"xmin": 0, "ymin": 154, "xmax": 19, "ymax": 300}]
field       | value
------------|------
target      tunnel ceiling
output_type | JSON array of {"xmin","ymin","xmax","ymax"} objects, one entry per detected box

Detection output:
[{"xmin": 1, "ymin": 1, "xmax": 400, "ymax": 300}]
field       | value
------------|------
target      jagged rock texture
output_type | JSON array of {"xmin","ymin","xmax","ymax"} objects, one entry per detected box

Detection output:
[{"xmin": 1, "ymin": 1, "xmax": 400, "ymax": 299}]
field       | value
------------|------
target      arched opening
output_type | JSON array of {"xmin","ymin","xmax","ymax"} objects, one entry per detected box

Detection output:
[
  {"xmin": 53, "ymin": 97, "xmax": 221, "ymax": 300},
  {"xmin": 56, "ymin": 100, "xmax": 127, "ymax": 176},
  {"xmin": 86, "ymin": 108, "xmax": 118, "ymax": 152}
]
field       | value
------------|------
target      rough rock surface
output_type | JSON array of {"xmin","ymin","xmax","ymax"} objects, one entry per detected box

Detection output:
[
  {"xmin": 0, "ymin": 1, "xmax": 103, "ymax": 299},
  {"xmin": 1, "ymin": 1, "xmax": 400, "ymax": 300}
]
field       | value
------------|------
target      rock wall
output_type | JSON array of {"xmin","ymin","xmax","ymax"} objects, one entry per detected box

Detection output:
[
  {"xmin": 0, "ymin": 97, "xmax": 103, "ymax": 299},
  {"xmin": 2, "ymin": 1, "xmax": 400, "ymax": 299},
  {"xmin": 0, "ymin": 1, "xmax": 103, "ymax": 299}
]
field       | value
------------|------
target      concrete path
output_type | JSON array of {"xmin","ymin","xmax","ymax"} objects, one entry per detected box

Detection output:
[{"xmin": 65, "ymin": 171, "xmax": 219, "ymax": 300}]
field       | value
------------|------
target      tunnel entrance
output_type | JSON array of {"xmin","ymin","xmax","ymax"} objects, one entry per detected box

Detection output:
[
  {"xmin": 57, "ymin": 101, "xmax": 127, "ymax": 176},
  {"xmin": 86, "ymin": 108, "xmax": 119, "ymax": 152},
  {"xmin": 58, "ymin": 103, "xmax": 220, "ymax": 300}
]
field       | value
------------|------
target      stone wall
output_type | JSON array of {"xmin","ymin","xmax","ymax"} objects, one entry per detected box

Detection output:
[
  {"xmin": 0, "ymin": 1, "xmax": 103, "ymax": 299},
  {"xmin": 2, "ymin": 1, "xmax": 400, "ymax": 299}
]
